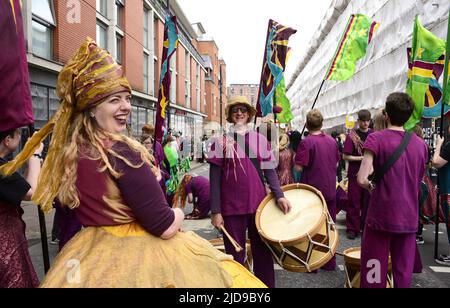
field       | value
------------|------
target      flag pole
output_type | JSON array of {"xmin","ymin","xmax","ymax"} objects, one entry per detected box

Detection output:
[
  {"xmin": 254, "ymin": 20, "xmax": 273, "ymax": 129},
  {"xmin": 166, "ymin": 0, "xmax": 171, "ymax": 132},
  {"xmin": 28, "ymin": 124, "xmax": 50, "ymax": 273},
  {"xmin": 300, "ymin": 79, "xmax": 326, "ymax": 136},
  {"xmin": 434, "ymin": 10, "xmax": 450, "ymax": 260}
]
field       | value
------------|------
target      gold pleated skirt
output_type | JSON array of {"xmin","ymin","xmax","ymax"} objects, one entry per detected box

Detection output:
[{"xmin": 40, "ymin": 223, "xmax": 266, "ymax": 288}]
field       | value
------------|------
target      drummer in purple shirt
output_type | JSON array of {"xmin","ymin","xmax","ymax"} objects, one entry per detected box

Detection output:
[
  {"xmin": 358, "ymin": 93, "xmax": 428, "ymax": 288},
  {"xmin": 208, "ymin": 96, "xmax": 292, "ymax": 288},
  {"xmin": 343, "ymin": 110, "xmax": 373, "ymax": 240},
  {"xmin": 295, "ymin": 109, "xmax": 340, "ymax": 271}
]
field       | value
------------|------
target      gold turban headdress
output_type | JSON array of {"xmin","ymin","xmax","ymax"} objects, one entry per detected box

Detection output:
[{"xmin": 0, "ymin": 38, "xmax": 131, "ymax": 212}]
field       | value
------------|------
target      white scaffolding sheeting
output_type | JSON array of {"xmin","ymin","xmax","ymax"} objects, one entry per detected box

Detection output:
[{"xmin": 287, "ymin": 0, "xmax": 450, "ymax": 130}]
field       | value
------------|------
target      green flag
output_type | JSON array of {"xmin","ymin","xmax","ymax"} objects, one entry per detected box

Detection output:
[
  {"xmin": 444, "ymin": 66, "xmax": 450, "ymax": 106},
  {"xmin": 405, "ymin": 16, "xmax": 446, "ymax": 131},
  {"xmin": 325, "ymin": 14, "xmax": 379, "ymax": 81},
  {"xmin": 274, "ymin": 77, "xmax": 294, "ymax": 123}
]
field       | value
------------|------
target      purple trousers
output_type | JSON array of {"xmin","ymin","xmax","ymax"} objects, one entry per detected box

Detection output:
[
  {"xmin": 360, "ymin": 226, "xmax": 416, "ymax": 288},
  {"xmin": 223, "ymin": 214, "xmax": 275, "ymax": 288},
  {"xmin": 346, "ymin": 178, "xmax": 370, "ymax": 236},
  {"xmin": 322, "ymin": 199, "xmax": 337, "ymax": 271}
]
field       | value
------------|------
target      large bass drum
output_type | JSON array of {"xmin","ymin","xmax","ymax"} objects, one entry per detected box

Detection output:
[{"xmin": 256, "ymin": 184, "xmax": 339, "ymax": 273}]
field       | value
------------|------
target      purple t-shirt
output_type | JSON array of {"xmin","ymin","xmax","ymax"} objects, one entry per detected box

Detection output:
[
  {"xmin": 343, "ymin": 129, "xmax": 373, "ymax": 179},
  {"xmin": 185, "ymin": 176, "xmax": 210, "ymax": 209},
  {"xmin": 364, "ymin": 130, "xmax": 428, "ymax": 233},
  {"xmin": 296, "ymin": 133, "xmax": 339, "ymax": 201},
  {"xmin": 208, "ymin": 131, "xmax": 275, "ymax": 216}
]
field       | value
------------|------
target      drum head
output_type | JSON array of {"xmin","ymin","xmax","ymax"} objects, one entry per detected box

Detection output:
[
  {"xmin": 256, "ymin": 184, "xmax": 327, "ymax": 245},
  {"xmin": 343, "ymin": 247, "xmax": 361, "ymax": 268}
]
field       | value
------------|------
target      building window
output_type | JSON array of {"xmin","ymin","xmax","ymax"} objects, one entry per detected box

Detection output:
[
  {"xmin": 115, "ymin": 0, "xmax": 124, "ymax": 29},
  {"xmin": 147, "ymin": 109, "xmax": 155, "ymax": 125},
  {"xmin": 138, "ymin": 107, "xmax": 147, "ymax": 134},
  {"xmin": 154, "ymin": 58, "xmax": 159, "ymax": 96},
  {"xmin": 116, "ymin": 34, "xmax": 123, "ymax": 64},
  {"xmin": 196, "ymin": 64, "xmax": 201, "ymax": 112},
  {"xmin": 143, "ymin": 53, "xmax": 150, "ymax": 94},
  {"xmin": 96, "ymin": 0, "xmax": 107, "ymax": 16},
  {"xmin": 185, "ymin": 51, "xmax": 191, "ymax": 108},
  {"xmin": 143, "ymin": 7, "xmax": 150, "ymax": 49},
  {"xmin": 131, "ymin": 106, "xmax": 138, "ymax": 137},
  {"xmin": 31, "ymin": 0, "xmax": 55, "ymax": 60},
  {"xmin": 153, "ymin": 17, "xmax": 158, "ymax": 53},
  {"xmin": 32, "ymin": 21, "xmax": 52, "ymax": 59},
  {"xmin": 96, "ymin": 21, "xmax": 108, "ymax": 49}
]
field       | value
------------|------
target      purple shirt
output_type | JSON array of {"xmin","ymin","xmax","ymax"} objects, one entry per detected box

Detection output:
[
  {"xmin": 295, "ymin": 133, "xmax": 339, "ymax": 201},
  {"xmin": 364, "ymin": 130, "xmax": 428, "ymax": 233},
  {"xmin": 343, "ymin": 129, "xmax": 373, "ymax": 179},
  {"xmin": 185, "ymin": 176, "xmax": 210, "ymax": 209},
  {"xmin": 208, "ymin": 131, "xmax": 275, "ymax": 216}
]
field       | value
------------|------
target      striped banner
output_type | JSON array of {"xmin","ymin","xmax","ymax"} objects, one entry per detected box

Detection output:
[
  {"xmin": 256, "ymin": 19, "xmax": 296, "ymax": 117},
  {"xmin": 325, "ymin": 14, "xmax": 379, "ymax": 81},
  {"xmin": 155, "ymin": 15, "xmax": 179, "ymax": 143},
  {"xmin": 405, "ymin": 16, "xmax": 446, "ymax": 130}
]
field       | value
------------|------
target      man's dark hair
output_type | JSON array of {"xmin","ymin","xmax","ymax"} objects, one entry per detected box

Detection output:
[
  {"xmin": 385, "ymin": 93, "xmax": 414, "ymax": 126},
  {"xmin": 358, "ymin": 110, "xmax": 372, "ymax": 122},
  {"xmin": 0, "ymin": 129, "xmax": 16, "ymax": 143}
]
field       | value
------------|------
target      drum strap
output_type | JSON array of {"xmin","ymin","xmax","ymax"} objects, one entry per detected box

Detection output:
[
  {"xmin": 371, "ymin": 131, "xmax": 412, "ymax": 184},
  {"xmin": 229, "ymin": 133, "xmax": 266, "ymax": 186}
]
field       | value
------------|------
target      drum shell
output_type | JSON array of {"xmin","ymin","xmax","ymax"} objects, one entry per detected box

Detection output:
[
  {"xmin": 343, "ymin": 247, "xmax": 393, "ymax": 288},
  {"xmin": 256, "ymin": 184, "xmax": 339, "ymax": 273}
]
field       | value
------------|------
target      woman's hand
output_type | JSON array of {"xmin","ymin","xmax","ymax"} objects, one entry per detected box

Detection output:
[
  {"xmin": 211, "ymin": 213, "xmax": 224, "ymax": 229},
  {"xmin": 277, "ymin": 198, "xmax": 292, "ymax": 214}
]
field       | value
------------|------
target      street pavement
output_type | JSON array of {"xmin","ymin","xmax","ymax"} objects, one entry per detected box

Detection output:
[{"xmin": 25, "ymin": 162, "xmax": 450, "ymax": 288}]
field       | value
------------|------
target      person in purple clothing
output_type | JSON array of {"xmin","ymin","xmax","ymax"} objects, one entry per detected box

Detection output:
[
  {"xmin": 141, "ymin": 125, "xmax": 169, "ymax": 200},
  {"xmin": 173, "ymin": 174, "xmax": 211, "ymax": 220},
  {"xmin": 208, "ymin": 96, "xmax": 292, "ymax": 288},
  {"xmin": 358, "ymin": 93, "xmax": 428, "ymax": 288},
  {"xmin": 343, "ymin": 110, "xmax": 373, "ymax": 240},
  {"xmin": 294, "ymin": 109, "xmax": 340, "ymax": 271},
  {"xmin": 0, "ymin": 129, "xmax": 43, "ymax": 288}
]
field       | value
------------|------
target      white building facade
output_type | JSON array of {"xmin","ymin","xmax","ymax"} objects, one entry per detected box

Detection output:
[{"xmin": 287, "ymin": 0, "xmax": 449, "ymax": 131}]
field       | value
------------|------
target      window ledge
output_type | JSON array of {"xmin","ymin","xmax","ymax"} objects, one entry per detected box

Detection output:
[{"xmin": 27, "ymin": 53, "xmax": 63, "ymax": 73}]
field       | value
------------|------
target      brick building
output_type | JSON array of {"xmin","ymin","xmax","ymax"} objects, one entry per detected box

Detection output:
[
  {"xmin": 192, "ymin": 23, "xmax": 227, "ymax": 127},
  {"xmin": 227, "ymin": 84, "xmax": 259, "ymax": 107},
  {"xmin": 22, "ymin": 0, "xmax": 225, "ymax": 144}
]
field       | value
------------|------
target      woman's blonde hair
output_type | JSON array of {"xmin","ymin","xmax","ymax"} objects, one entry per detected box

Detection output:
[
  {"xmin": 57, "ymin": 109, "xmax": 157, "ymax": 210},
  {"xmin": 172, "ymin": 174, "xmax": 193, "ymax": 209}
]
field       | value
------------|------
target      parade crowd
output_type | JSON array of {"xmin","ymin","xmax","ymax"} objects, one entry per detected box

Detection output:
[{"xmin": 1, "ymin": 39, "xmax": 449, "ymax": 289}]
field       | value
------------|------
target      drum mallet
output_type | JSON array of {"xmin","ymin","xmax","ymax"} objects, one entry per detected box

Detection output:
[{"xmin": 220, "ymin": 226, "xmax": 243, "ymax": 253}]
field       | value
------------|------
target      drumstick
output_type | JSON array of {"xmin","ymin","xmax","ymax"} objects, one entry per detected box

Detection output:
[{"xmin": 220, "ymin": 226, "xmax": 243, "ymax": 253}]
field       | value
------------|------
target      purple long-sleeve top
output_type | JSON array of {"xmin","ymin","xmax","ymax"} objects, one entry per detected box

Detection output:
[
  {"xmin": 75, "ymin": 142, "xmax": 174, "ymax": 237},
  {"xmin": 208, "ymin": 131, "xmax": 284, "ymax": 216}
]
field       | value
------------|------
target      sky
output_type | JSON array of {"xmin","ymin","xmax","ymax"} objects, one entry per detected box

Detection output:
[{"xmin": 177, "ymin": 0, "xmax": 333, "ymax": 86}]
